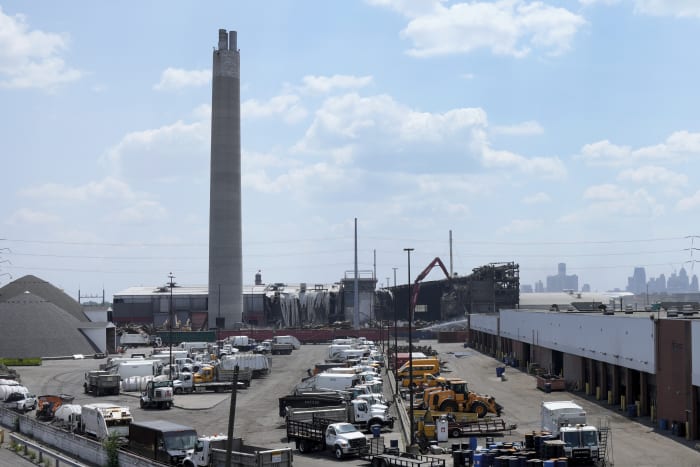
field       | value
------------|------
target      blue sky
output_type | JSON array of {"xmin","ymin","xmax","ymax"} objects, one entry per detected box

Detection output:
[{"xmin": 2, "ymin": 0, "xmax": 700, "ymax": 300}]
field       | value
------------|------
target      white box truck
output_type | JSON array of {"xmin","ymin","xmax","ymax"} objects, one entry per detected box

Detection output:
[
  {"xmin": 541, "ymin": 400, "xmax": 587, "ymax": 436},
  {"xmin": 541, "ymin": 401, "xmax": 602, "ymax": 464}
]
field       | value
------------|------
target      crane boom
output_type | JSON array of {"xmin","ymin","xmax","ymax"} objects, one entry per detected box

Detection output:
[{"xmin": 410, "ymin": 257, "xmax": 452, "ymax": 318}]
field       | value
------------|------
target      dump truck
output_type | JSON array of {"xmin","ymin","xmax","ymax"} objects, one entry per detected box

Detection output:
[
  {"xmin": 286, "ymin": 418, "xmax": 368, "ymax": 459},
  {"xmin": 127, "ymin": 420, "xmax": 197, "ymax": 465},
  {"xmin": 84, "ymin": 370, "xmax": 120, "ymax": 396},
  {"xmin": 174, "ymin": 368, "xmax": 248, "ymax": 394},
  {"xmin": 140, "ymin": 380, "xmax": 174, "ymax": 409},
  {"xmin": 35, "ymin": 394, "xmax": 75, "ymax": 420},
  {"xmin": 182, "ymin": 435, "xmax": 293, "ymax": 467},
  {"xmin": 422, "ymin": 378, "xmax": 502, "ymax": 418}
]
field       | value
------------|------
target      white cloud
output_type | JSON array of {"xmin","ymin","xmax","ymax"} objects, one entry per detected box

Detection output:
[
  {"xmin": 0, "ymin": 6, "xmax": 82, "ymax": 89},
  {"xmin": 492, "ymin": 120, "xmax": 544, "ymax": 136},
  {"xmin": 242, "ymin": 94, "xmax": 308, "ymax": 123},
  {"xmin": 300, "ymin": 74, "xmax": 373, "ymax": 94},
  {"xmin": 522, "ymin": 192, "xmax": 551, "ymax": 204},
  {"xmin": 480, "ymin": 145, "xmax": 566, "ymax": 178},
  {"xmin": 559, "ymin": 184, "xmax": 664, "ymax": 222},
  {"xmin": 153, "ymin": 67, "xmax": 210, "ymax": 91},
  {"xmin": 370, "ymin": 0, "xmax": 586, "ymax": 58},
  {"xmin": 498, "ymin": 218, "xmax": 544, "ymax": 234},
  {"xmin": 113, "ymin": 200, "xmax": 167, "ymax": 223},
  {"xmin": 578, "ymin": 131, "xmax": 700, "ymax": 167},
  {"xmin": 19, "ymin": 176, "xmax": 138, "ymax": 202},
  {"xmin": 634, "ymin": 0, "xmax": 700, "ymax": 18},
  {"xmin": 677, "ymin": 191, "xmax": 700, "ymax": 211},
  {"xmin": 102, "ymin": 119, "xmax": 209, "ymax": 177},
  {"xmin": 6, "ymin": 208, "xmax": 60, "ymax": 225},
  {"xmin": 580, "ymin": 0, "xmax": 700, "ymax": 18},
  {"xmin": 617, "ymin": 165, "xmax": 688, "ymax": 186}
]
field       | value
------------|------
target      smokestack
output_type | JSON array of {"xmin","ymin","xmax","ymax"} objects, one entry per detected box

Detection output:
[{"xmin": 208, "ymin": 29, "xmax": 242, "ymax": 329}]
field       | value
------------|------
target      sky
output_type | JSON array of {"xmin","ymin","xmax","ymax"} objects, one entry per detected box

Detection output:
[{"xmin": 2, "ymin": 0, "xmax": 700, "ymax": 301}]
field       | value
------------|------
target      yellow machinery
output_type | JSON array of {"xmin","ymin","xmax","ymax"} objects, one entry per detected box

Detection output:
[{"xmin": 422, "ymin": 378, "xmax": 502, "ymax": 418}]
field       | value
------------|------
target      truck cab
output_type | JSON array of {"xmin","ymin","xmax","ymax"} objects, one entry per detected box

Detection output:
[
  {"xmin": 347, "ymin": 399, "xmax": 394, "ymax": 430},
  {"xmin": 140, "ymin": 380, "xmax": 174, "ymax": 409},
  {"xmin": 560, "ymin": 424, "xmax": 601, "ymax": 462},
  {"xmin": 325, "ymin": 422, "xmax": 367, "ymax": 459}
]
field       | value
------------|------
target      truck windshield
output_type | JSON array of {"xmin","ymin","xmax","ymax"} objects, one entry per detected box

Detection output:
[
  {"xmin": 581, "ymin": 430, "xmax": 598, "ymax": 446},
  {"xmin": 164, "ymin": 431, "xmax": 197, "ymax": 450},
  {"xmin": 561, "ymin": 431, "xmax": 580, "ymax": 447},
  {"xmin": 335, "ymin": 424, "xmax": 358, "ymax": 434}
]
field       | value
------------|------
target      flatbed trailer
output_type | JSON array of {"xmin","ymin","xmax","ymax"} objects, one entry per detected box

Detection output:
[
  {"xmin": 448, "ymin": 417, "xmax": 516, "ymax": 437},
  {"xmin": 363, "ymin": 437, "xmax": 446, "ymax": 467}
]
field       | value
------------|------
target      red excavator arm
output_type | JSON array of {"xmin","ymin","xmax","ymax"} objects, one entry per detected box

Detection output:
[{"xmin": 410, "ymin": 257, "xmax": 451, "ymax": 318}]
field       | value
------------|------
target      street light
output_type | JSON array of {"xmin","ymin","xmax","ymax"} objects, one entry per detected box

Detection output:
[
  {"xmin": 168, "ymin": 273, "xmax": 175, "ymax": 375},
  {"xmin": 404, "ymin": 248, "xmax": 414, "ymax": 447},
  {"xmin": 392, "ymin": 267, "xmax": 398, "ymax": 394}
]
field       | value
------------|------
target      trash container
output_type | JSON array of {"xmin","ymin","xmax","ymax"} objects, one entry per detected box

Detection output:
[
  {"xmin": 371, "ymin": 424, "xmax": 382, "ymax": 438},
  {"xmin": 544, "ymin": 382, "xmax": 552, "ymax": 394},
  {"xmin": 496, "ymin": 367, "xmax": 505, "ymax": 377},
  {"xmin": 453, "ymin": 449, "xmax": 465, "ymax": 467}
]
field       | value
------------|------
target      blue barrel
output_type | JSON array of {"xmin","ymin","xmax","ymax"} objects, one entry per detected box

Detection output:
[
  {"xmin": 474, "ymin": 453, "xmax": 484, "ymax": 467},
  {"xmin": 390, "ymin": 439, "xmax": 399, "ymax": 448},
  {"xmin": 659, "ymin": 419, "xmax": 668, "ymax": 430},
  {"xmin": 370, "ymin": 424, "xmax": 381, "ymax": 437},
  {"xmin": 627, "ymin": 404, "xmax": 636, "ymax": 417},
  {"xmin": 555, "ymin": 459, "xmax": 568, "ymax": 467},
  {"xmin": 543, "ymin": 461, "xmax": 556, "ymax": 467},
  {"xmin": 470, "ymin": 437, "xmax": 478, "ymax": 451},
  {"xmin": 496, "ymin": 367, "xmax": 505, "ymax": 377}
]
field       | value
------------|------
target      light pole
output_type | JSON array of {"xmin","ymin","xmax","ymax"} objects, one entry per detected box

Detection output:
[
  {"xmin": 168, "ymin": 273, "xmax": 175, "ymax": 376},
  {"xmin": 404, "ymin": 248, "xmax": 414, "ymax": 447},
  {"xmin": 392, "ymin": 267, "xmax": 398, "ymax": 393}
]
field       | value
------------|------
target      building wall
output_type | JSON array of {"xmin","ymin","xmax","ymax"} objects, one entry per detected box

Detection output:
[{"xmin": 656, "ymin": 319, "xmax": 692, "ymax": 427}]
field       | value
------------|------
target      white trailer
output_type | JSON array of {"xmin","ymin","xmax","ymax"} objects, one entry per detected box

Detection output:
[
  {"xmin": 116, "ymin": 360, "xmax": 159, "ymax": 380},
  {"xmin": 541, "ymin": 400, "xmax": 587, "ymax": 436},
  {"xmin": 80, "ymin": 403, "xmax": 133, "ymax": 441},
  {"xmin": 296, "ymin": 373, "xmax": 360, "ymax": 394},
  {"xmin": 54, "ymin": 404, "xmax": 82, "ymax": 432}
]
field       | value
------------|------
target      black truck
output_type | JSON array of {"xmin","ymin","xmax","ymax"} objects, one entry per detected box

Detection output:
[{"xmin": 126, "ymin": 420, "xmax": 198, "ymax": 465}]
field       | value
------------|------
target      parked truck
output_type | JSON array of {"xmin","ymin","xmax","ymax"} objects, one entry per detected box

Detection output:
[
  {"xmin": 195, "ymin": 364, "xmax": 253, "ymax": 388},
  {"xmin": 126, "ymin": 420, "xmax": 197, "ymax": 465},
  {"xmin": 79, "ymin": 403, "xmax": 133, "ymax": 442},
  {"xmin": 1, "ymin": 385, "xmax": 37, "ymax": 413},
  {"xmin": 286, "ymin": 418, "xmax": 368, "ymax": 459},
  {"xmin": 182, "ymin": 435, "xmax": 293, "ymax": 467},
  {"xmin": 285, "ymin": 399, "xmax": 394, "ymax": 430},
  {"xmin": 174, "ymin": 367, "xmax": 249, "ymax": 394},
  {"xmin": 541, "ymin": 401, "xmax": 603, "ymax": 464},
  {"xmin": 270, "ymin": 337, "xmax": 294, "ymax": 355},
  {"xmin": 140, "ymin": 380, "xmax": 174, "ymax": 409},
  {"xmin": 84, "ymin": 370, "xmax": 120, "ymax": 396}
]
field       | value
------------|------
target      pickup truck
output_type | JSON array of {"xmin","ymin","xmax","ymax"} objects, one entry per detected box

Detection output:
[
  {"xmin": 286, "ymin": 419, "xmax": 367, "ymax": 459},
  {"xmin": 3, "ymin": 391, "xmax": 37, "ymax": 413}
]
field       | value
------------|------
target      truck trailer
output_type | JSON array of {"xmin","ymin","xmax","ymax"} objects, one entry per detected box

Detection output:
[{"xmin": 79, "ymin": 403, "xmax": 132, "ymax": 441}]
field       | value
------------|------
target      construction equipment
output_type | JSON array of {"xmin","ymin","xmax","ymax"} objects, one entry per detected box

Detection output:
[
  {"xmin": 422, "ymin": 378, "xmax": 502, "ymax": 418},
  {"xmin": 35, "ymin": 394, "xmax": 75, "ymax": 421}
]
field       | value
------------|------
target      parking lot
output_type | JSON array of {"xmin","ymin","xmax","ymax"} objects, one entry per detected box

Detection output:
[{"xmin": 4, "ymin": 340, "xmax": 700, "ymax": 466}]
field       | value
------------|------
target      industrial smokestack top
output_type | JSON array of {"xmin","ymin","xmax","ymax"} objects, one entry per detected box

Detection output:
[{"xmin": 217, "ymin": 29, "xmax": 237, "ymax": 52}]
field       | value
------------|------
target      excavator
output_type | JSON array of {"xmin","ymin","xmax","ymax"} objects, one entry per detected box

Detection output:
[{"xmin": 421, "ymin": 377, "xmax": 502, "ymax": 418}]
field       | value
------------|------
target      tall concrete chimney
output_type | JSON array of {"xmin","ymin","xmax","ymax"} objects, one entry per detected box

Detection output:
[{"xmin": 208, "ymin": 29, "xmax": 242, "ymax": 329}]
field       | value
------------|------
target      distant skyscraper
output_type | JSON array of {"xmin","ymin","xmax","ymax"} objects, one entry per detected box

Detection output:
[
  {"xmin": 546, "ymin": 263, "xmax": 579, "ymax": 292},
  {"xmin": 535, "ymin": 280, "xmax": 545, "ymax": 293},
  {"xmin": 208, "ymin": 29, "xmax": 243, "ymax": 329},
  {"xmin": 626, "ymin": 267, "xmax": 646, "ymax": 294},
  {"xmin": 581, "ymin": 283, "xmax": 591, "ymax": 292}
]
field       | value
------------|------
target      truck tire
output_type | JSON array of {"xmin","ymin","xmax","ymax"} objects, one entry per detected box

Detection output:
[
  {"xmin": 139, "ymin": 399, "xmax": 145, "ymax": 409},
  {"xmin": 372, "ymin": 458, "xmax": 388, "ymax": 467},
  {"xmin": 451, "ymin": 427, "xmax": 462, "ymax": 438},
  {"xmin": 174, "ymin": 387, "xmax": 182, "ymax": 395},
  {"xmin": 471, "ymin": 401, "xmax": 488, "ymax": 418},
  {"xmin": 334, "ymin": 445, "xmax": 344, "ymax": 460},
  {"xmin": 440, "ymin": 400, "xmax": 458, "ymax": 412},
  {"xmin": 83, "ymin": 384, "xmax": 88, "ymax": 394},
  {"xmin": 298, "ymin": 440, "xmax": 309, "ymax": 453}
]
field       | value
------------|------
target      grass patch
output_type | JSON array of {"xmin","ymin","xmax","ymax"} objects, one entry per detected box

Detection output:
[{"xmin": 0, "ymin": 358, "xmax": 42, "ymax": 366}]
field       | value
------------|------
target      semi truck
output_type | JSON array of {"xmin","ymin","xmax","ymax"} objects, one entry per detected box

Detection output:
[
  {"xmin": 182, "ymin": 435, "xmax": 293, "ymax": 467},
  {"xmin": 127, "ymin": 420, "xmax": 197, "ymax": 465},
  {"xmin": 83, "ymin": 370, "xmax": 120, "ymax": 396},
  {"xmin": 541, "ymin": 401, "xmax": 603, "ymax": 464},
  {"xmin": 79, "ymin": 403, "xmax": 133, "ymax": 442},
  {"xmin": 286, "ymin": 418, "xmax": 368, "ymax": 459}
]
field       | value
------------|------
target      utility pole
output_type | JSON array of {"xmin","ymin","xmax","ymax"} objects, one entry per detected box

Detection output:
[
  {"xmin": 392, "ymin": 267, "xmax": 398, "ymax": 392},
  {"xmin": 404, "ymin": 247, "xmax": 414, "ymax": 447},
  {"xmin": 168, "ymin": 273, "xmax": 175, "ymax": 373}
]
